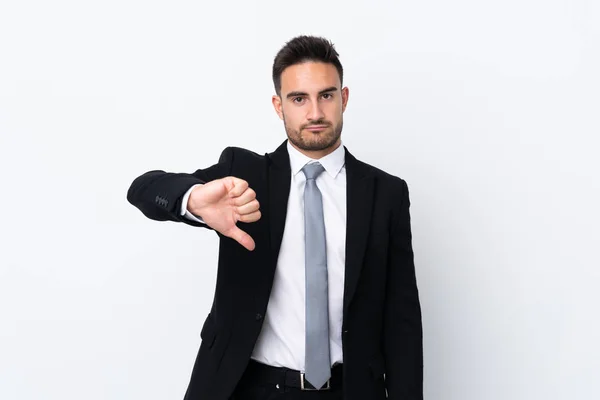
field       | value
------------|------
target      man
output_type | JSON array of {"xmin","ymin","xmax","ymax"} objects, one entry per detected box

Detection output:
[{"xmin": 127, "ymin": 35, "xmax": 422, "ymax": 400}]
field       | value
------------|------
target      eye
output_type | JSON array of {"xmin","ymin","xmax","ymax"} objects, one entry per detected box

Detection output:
[
  {"xmin": 322, "ymin": 93, "xmax": 333, "ymax": 100},
  {"xmin": 293, "ymin": 97, "xmax": 305, "ymax": 104}
]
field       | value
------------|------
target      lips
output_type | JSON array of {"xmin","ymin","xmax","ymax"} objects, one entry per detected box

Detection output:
[{"xmin": 305, "ymin": 125, "xmax": 329, "ymax": 131}]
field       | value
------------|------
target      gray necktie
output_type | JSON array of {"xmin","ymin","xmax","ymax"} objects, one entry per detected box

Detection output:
[{"xmin": 302, "ymin": 162, "xmax": 331, "ymax": 389}]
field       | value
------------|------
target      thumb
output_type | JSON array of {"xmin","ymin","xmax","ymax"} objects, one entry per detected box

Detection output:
[{"xmin": 225, "ymin": 225, "xmax": 256, "ymax": 251}]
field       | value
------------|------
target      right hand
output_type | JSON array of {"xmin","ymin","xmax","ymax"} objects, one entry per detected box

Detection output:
[{"xmin": 187, "ymin": 177, "xmax": 261, "ymax": 251}]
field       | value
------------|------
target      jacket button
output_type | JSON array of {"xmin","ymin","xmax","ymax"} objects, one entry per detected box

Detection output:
[{"xmin": 255, "ymin": 313, "xmax": 263, "ymax": 321}]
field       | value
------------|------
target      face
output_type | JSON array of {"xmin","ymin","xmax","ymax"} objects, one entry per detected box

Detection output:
[{"xmin": 272, "ymin": 62, "xmax": 349, "ymax": 157}]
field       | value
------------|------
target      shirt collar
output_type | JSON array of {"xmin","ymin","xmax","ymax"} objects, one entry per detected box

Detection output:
[{"xmin": 287, "ymin": 139, "xmax": 346, "ymax": 179}]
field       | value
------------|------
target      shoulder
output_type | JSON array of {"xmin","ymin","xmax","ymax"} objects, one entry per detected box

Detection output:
[
  {"xmin": 352, "ymin": 156, "xmax": 412, "ymax": 231},
  {"xmin": 352, "ymin": 156, "xmax": 409, "ymax": 196},
  {"xmin": 219, "ymin": 145, "xmax": 266, "ymax": 165}
]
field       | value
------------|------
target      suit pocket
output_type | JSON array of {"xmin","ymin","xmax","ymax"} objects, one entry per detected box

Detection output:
[{"xmin": 200, "ymin": 313, "xmax": 217, "ymax": 349}]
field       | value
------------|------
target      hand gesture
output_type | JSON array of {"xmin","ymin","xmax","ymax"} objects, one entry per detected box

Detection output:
[{"xmin": 188, "ymin": 177, "xmax": 261, "ymax": 251}]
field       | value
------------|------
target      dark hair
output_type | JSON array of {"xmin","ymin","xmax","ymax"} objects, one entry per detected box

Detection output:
[{"xmin": 272, "ymin": 35, "xmax": 343, "ymax": 96}]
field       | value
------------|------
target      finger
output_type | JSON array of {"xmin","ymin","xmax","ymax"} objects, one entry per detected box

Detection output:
[
  {"xmin": 227, "ymin": 178, "xmax": 248, "ymax": 198},
  {"xmin": 227, "ymin": 226, "xmax": 256, "ymax": 251},
  {"xmin": 236, "ymin": 199, "xmax": 260, "ymax": 215},
  {"xmin": 232, "ymin": 188, "xmax": 256, "ymax": 206},
  {"xmin": 238, "ymin": 210, "xmax": 261, "ymax": 223}
]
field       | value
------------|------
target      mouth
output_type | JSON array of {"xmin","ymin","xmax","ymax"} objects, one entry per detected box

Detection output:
[{"xmin": 304, "ymin": 125, "xmax": 329, "ymax": 132}]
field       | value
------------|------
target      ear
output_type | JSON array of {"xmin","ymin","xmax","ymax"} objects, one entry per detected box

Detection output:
[
  {"xmin": 341, "ymin": 86, "xmax": 349, "ymax": 113},
  {"xmin": 272, "ymin": 95, "xmax": 284, "ymax": 120}
]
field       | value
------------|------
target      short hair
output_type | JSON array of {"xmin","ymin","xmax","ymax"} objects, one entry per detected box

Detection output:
[{"xmin": 272, "ymin": 35, "xmax": 344, "ymax": 96}]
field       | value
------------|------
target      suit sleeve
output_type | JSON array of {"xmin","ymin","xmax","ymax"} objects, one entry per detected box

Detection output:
[
  {"xmin": 126, "ymin": 147, "xmax": 234, "ymax": 230},
  {"xmin": 383, "ymin": 179, "xmax": 423, "ymax": 399}
]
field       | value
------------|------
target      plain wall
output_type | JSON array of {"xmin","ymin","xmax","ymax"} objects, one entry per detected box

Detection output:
[{"xmin": 1, "ymin": 1, "xmax": 599, "ymax": 399}]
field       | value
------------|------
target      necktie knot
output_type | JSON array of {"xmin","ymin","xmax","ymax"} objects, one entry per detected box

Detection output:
[{"xmin": 302, "ymin": 162, "xmax": 325, "ymax": 181}]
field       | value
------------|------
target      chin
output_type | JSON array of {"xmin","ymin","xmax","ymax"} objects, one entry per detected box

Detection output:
[
  {"xmin": 287, "ymin": 126, "xmax": 341, "ymax": 152},
  {"xmin": 309, "ymin": 139, "xmax": 339, "ymax": 152}
]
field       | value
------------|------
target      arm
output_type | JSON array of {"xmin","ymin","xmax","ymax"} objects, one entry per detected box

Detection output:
[
  {"xmin": 383, "ymin": 179, "xmax": 423, "ymax": 399},
  {"xmin": 126, "ymin": 147, "xmax": 234, "ymax": 229}
]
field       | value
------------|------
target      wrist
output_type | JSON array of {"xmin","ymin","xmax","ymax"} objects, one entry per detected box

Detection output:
[{"xmin": 188, "ymin": 185, "xmax": 209, "ymax": 217}]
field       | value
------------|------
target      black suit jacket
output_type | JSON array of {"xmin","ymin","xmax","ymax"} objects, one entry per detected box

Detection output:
[{"xmin": 127, "ymin": 140, "xmax": 423, "ymax": 400}]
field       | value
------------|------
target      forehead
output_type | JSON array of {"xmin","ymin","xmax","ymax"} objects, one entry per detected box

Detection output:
[{"xmin": 280, "ymin": 62, "xmax": 341, "ymax": 94}]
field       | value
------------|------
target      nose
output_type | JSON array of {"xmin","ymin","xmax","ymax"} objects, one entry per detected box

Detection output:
[{"xmin": 307, "ymin": 100, "xmax": 325, "ymax": 121}]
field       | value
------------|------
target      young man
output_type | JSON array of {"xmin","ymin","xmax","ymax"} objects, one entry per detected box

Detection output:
[{"xmin": 127, "ymin": 35, "xmax": 423, "ymax": 400}]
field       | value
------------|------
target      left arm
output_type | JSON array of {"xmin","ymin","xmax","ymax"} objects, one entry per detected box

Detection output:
[{"xmin": 383, "ymin": 179, "xmax": 423, "ymax": 399}]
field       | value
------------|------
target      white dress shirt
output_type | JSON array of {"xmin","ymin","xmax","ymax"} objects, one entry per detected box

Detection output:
[{"xmin": 181, "ymin": 140, "xmax": 347, "ymax": 371}]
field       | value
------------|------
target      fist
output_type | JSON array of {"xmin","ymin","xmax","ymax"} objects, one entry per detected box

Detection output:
[{"xmin": 188, "ymin": 177, "xmax": 261, "ymax": 251}]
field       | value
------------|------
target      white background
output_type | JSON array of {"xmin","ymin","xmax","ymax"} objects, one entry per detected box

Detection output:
[{"xmin": 1, "ymin": 1, "xmax": 599, "ymax": 399}]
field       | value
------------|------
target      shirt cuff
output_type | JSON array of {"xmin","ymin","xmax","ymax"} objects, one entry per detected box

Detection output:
[{"xmin": 181, "ymin": 184, "xmax": 205, "ymax": 223}]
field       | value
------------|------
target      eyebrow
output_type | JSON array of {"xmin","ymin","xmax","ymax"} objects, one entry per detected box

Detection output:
[{"xmin": 285, "ymin": 86, "xmax": 338, "ymax": 99}]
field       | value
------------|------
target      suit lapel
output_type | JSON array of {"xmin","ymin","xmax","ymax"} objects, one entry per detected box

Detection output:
[
  {"xmin": 265, "ymin": 141, "xmax": 375, "ymax": 314},
  {"xmin": 343, "ymin": 148, "xmax": 374, "ymax": 314},
  {"xmin": 265, "ymin": 141, "xmax": 291, "ymax": 269}
]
